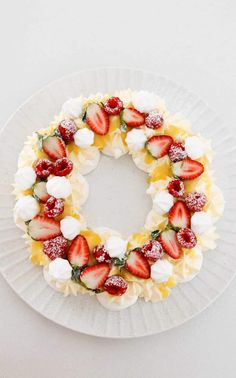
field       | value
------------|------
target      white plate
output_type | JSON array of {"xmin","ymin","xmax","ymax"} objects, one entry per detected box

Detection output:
[{"xmin": 0, "ymin": 67, "xmax": 236, "ymax": 338}]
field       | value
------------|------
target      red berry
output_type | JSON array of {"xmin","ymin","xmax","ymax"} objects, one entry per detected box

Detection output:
[
  {"xmin": 177, "ymin": 228, "xmax": 197, "ymax": 249},
  {"xmin": 104, "ymin": 97, "xmax": 123, "ymax": 115},
  {"xmin": 141, "ymin": 239, "xmax": 164, "ymax": 262},
  {"xmin": 168, "ymin": 142, "xmax": 187, "ymax": 162},
  {"xmin": 58, "ymin": 119, "xmax": 77, "ymax": 143},
  {"xmin": 185, "ymin": 192, "xmax": 207, "ymax": 212},
  {"xmin": 168, "ymin": 179, "xmax": 185, "ymax": 198},
  {"xmin": 104, "ymin": 275, "xmax": 128, "ymax": 296},
  {"xmin": 43, "ymin": 235, "xmax": 68, "ymax": 260},
  {"xmin": 34, "ymin": 159, "xmax": 54, "ymax": 179},
  {"xmin": 145, "ymin": 111, "xmax": 163, "ymax": 129},
  {"xmin": 44, "ymin": 197, "xmax": 64, "ymax": 218},
  {"xmin": 93, "ymin": 245, "xmax": 112, "ymax": 264},
  {"xmin": 53, "ymin": 157, "xmax": 73, "ymax": 176}
]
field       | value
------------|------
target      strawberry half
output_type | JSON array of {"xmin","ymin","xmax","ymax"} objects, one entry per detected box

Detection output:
[
  {"xmin": 159, "ymin": 229, "xmax": 182, "ymax": 259},
  {"xmin": 28, "ymin": 215, "xmax": 61, "ymax": 241},
  {"xmin": 86, "ymin": 103, "xmax": 109, "ymax": 135},
  {"xmin": 168, "ymin": 201, "xmax": 191, "ymax": 229},
  {"xmin": 125, "ymin": 250, "xmax": 150, "ymax": 279},
  {"xmin": 172, "ymin": 158, "xmax": 204, "ymax": 180},
  {"xmin": 80, "ymin": 263, "xmax": 110, "ymax": 290},
  {"xmin": 68, "ymin": 235, "xmax": 90, "ymax": 267},
  {"xmin": 146, "ymin": 135, "xmax": 173, "ymax": 158},
  {"xmin": 122, "ymin": 108, "xmax": 145, "ymax": 127},
  {"xmin": 42, "ymin": 136, "xmax": 66, "ymax": 160},
  {"xmin": 33, "ymin": 181, "xmax": 50, "ymax": 203}
]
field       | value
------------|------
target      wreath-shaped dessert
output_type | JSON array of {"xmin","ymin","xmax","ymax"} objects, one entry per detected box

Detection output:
[{"xmin": 13, "ymin": 90, "xmax": 224, "ymax": 311}]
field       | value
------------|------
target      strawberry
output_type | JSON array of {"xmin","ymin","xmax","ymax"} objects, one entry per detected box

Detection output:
[
  {"xmin": 125, "ymin": 250, "xmax": 150, "ymax": 279},
  {"xmin": 80, "ymin": 263, "xmax": 110, "ymax": 290},
  {"xmin": 168, "ymin": 201, "xmax": 191, "ymax": 229},
  {"xmin": 172, "ymin": 158, "xmax": 204, "ymax": 180},
  {"xmin": 67, "ymin": 235, "xmax": 90, "ymax": 267},
  {"xmin": 159, "ymin": 229, "xmax": 182, "ymax": 259},
  {"xmin": 33, "ymin": 181, "xmax": 50, "ymax": 202},
  {"xmin": 43, "ymin": 236, "xmax": 68, "ymax": 260},
  {"xmin": 28, "ymin": 215, "xmax": 61, "ymax": 241},
  {"xmin": 104, "ymin": 275, "xmax": 128, "ymax": 296},
  {"xmin": 86, "ymin": 103, "xmax": 109, "ymax": 135},
  {"xmin": 42, "ymin": 136, "xmax": 66, "ymax": 160},
  {"xmin": 122, "ymin": 108, "xmax": 145, "ymax": 127},
  {"xmin": 146, "ymin": 135, "xmax": 173, "ymax": 158}
]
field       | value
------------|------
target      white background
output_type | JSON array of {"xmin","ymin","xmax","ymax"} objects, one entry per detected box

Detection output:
[{"xmin": 0, "ymin": 1, "xmax": 236, "ymax": 377}]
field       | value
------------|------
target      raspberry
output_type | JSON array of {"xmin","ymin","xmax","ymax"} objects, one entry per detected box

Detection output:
[
  {"xmin": 185, "ymin": 192, "xmax": 207, "ymax": 212},
  {"xmin": 104, "ymin": 97, "xmax": 123, "ymax": 115},
  {"xmin": 168, "ymin": 142, "xmax": 187, "ymax": 162},
  {"xmin": 177, "ymin": 228, "xmax": 197, "ymax": 249},
  {"xmin": 145, "ymin": 111, "xmax": 163, "ymax": 129},
  {"xmin": 43, "ymin": 236, "xmax": 68, "ymax": 260},
  {"xmin": 34, "ymin": 159, "xmax": 54, "ymax": 179},
  {"xmin": 104, "ymin": 275, "xmax": 128, "ymax": 296},
  {"xmin": 44, "ymin": 197, "xmax": 64, "ymax": 218},
  {"xmin": 93, "ymin": 245, "xmax": 112, "ymax": 264},
  {"xmin": 141, "ymin": 239, "xmax": 164, "ymax": 262},
  {"xmin": 53, "ymin": 157, "xmax": 73, "ymax": 176},
  {"xmin": 168, "ymin": 179, "xmax": 185, "ymax": 198},
  {"xmin": 58, "ymin": 119, "xmax": 77, "ymax": 143}
]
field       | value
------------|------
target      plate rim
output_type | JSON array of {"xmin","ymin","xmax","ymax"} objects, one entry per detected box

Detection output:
[{"xmin": 0, "ymin": 66, "xmax": 235, "ymax": 338}]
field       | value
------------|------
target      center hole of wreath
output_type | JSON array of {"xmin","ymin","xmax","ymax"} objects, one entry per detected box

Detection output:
[{"xmin": 82, "ymin": 154, "xmax": 152, "ymax": 238}]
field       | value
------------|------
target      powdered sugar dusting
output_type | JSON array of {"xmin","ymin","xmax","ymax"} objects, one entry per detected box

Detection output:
[
  {"xmin": 43, "ymin": 236, "xmax": 68, "ymax": 260},
  {"xmin": 177, "ymin": 228, "xmax": 197, "ymax": 248},
  {"xmin": 44, "ymin": 197, "xmax": 64, "ymax": 218},
  {"xmin": 185, "ymin": 192, "xmax": 207, "ymax": 212},
  {"xmin": 168, "ymin": 142, "xmax": 187, "ymax": 162},
  {"xmin": 142, "ymin": 239, "xmax": 164, "ymax": 262},
  {"xmin": 145, "ymin": 111, "xmax": 163, "ymax": 129}
]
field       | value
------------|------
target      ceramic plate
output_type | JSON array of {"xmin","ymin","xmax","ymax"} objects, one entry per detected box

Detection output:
[{"xmin": 1, "ymin": 67, "xmax": 236, "ymax": 338}]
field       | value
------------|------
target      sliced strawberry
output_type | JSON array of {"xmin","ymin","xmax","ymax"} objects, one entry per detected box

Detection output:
[
  {"xmin": 122, "ymin": 108, "xmax": 145, "ymax": 127},
  {"xmin": 80, "ymin": 263, "xmax": 110, "ymax": 290},
  {"xmin": 42, "ymin": 136, "xmax": 66, "ymax": 160},
  {"xmin": 33, "ymin": 181, "xmax": 50, "ymax": 202},
  {"xmin": 28, "ymin": 215, "xmax": 61, "ymax": 241},
  {"xmin": 68, "ymin": 235, "xmax": 90, "ymax": 267},
  {"xmin": 125, "ymin": 250, "xmax": 150, "ymax": 279},
  {"xmin": 86, "ymin": 103, "xmax": 109, "ymax": 135},
  {"xmin": 172, "ymin": 158, "xmax": 204, "ymax": 180},
  {"xmin": 168, "ymin": 201, "xmax": 191, "ymax": 229},
  {"xmin": 146, "ymin": 135, "xmax": 173, "ymax": 158},
  {"xmin": 159, "ymin": 229, "xmax": 182, "ymax": 259}
]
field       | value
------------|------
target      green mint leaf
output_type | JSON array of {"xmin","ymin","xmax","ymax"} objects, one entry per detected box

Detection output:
[{"xmin": 151, "ymin": 230, "xmax": 161, "ymax": 239}]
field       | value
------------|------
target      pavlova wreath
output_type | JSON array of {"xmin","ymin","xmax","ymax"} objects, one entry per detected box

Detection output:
[{"xmin": 13, "ymin": 90, "xmax": 224, "ymax": 311}]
